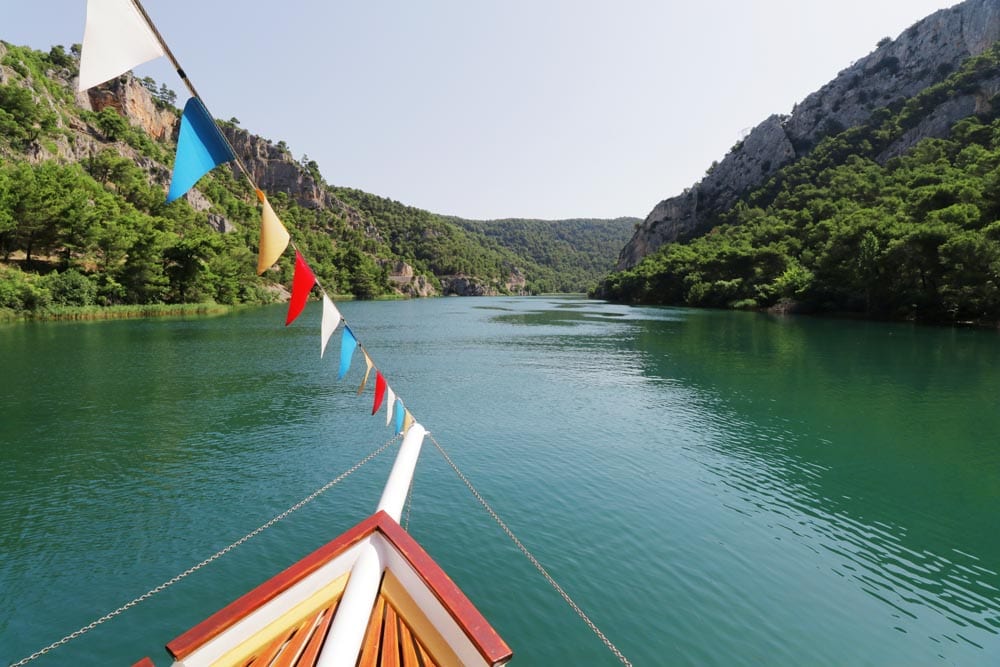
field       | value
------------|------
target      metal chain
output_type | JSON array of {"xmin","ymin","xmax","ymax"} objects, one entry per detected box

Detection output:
[
  {"xmin": 8, "ymin": 433, "xmax": 401, "ymax": 667},
  {"xmin": 428, "ymin": 434, "xmax": 633, "ymax": 667},
  {"xmin": 403, "ymin": 478, "xmax": 414, "ymax": 531}
]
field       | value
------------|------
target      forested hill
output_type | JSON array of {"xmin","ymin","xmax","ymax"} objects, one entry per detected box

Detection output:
[
  {"xmin": 330, "ymin": 188, "xmax": 636, "ymax": 294},
  {"xmin": 451, "ymin": 217, "xmax": 637, "ymax": 293},
  {"xmin": 0, "ymin": 41, "xmax": 629, "ymax": 317},
  {"xmin": 599, "ymin": 14, "xmax": 1000, "ymax": 326}
]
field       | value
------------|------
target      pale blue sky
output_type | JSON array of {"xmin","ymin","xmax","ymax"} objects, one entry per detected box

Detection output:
[{"xmin": 3, "ymin": 0, "xmax": 962, "ymax": 220}]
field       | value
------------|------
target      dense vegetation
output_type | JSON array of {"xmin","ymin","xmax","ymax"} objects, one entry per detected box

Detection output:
[
  {"xmin": 453, "ymin": 218, "xmax": 636, "ymax": 293},
  {"xmin": 331, "ymin": 187, "xmax": 521, "ymax": 292},
  {"xmin": 331, "ymin": 189, "xmax": 635, "ymax": 293},
  {"xmin": 0, "ymin": 42, "xmax": 629, "ymax": 318},
  {"xmin": 598, "ymin": 45, "xmax": 1000, "ymax": 325}
]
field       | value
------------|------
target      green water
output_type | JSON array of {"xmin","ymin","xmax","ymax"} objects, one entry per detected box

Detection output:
[{"xmin": 1, "ymin": 298, "xmax": 998, "ymax": 666}]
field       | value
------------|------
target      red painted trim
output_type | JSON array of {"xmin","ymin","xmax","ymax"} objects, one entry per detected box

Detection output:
[
  {"xmin": 166, "ymin": 513, "xmax": 383, "ymax": 659},
  {"xmin": 377, "ymin": 514, "xmax": 514, "ymax": 665},
  {"xmin": 165, "ymin": 511, "xmax": 512, "ymax": 665},
  {"xmin": 131, "ymin": 659, "xmax": 156, "ymax": 667}
]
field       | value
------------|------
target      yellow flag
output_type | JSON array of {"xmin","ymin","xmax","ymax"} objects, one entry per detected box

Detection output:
[
  {"xmin": 402, "ymin": 410, "xmax": 414, "ymax": 434},
  {"xmin": 256, "ymin": 191, "xmax": 290, "ymax": 274},
  {"xmin": 357, "ymin": 352, "xmax": 374, "ymax": 395}
]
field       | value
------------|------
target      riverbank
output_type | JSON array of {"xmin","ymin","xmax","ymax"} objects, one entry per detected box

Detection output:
[
  {"xmin": 0, "ymin": 293, "xmax": 414, "ymax": 324},
  {"xmin": 0, "ymin": 303, "xmax": 236, "ymax": 323}
]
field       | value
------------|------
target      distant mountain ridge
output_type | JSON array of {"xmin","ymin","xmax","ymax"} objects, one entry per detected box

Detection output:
[{"xmin": 618, "ymin": 0, "xmax": 1000, "ymax": 270}]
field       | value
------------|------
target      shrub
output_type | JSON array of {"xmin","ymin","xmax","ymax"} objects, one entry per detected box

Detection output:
[
  {"xmin": 42, "ymin": 269, "xmax": 98, "ymax": 306},
  {"xmin": 0, "ymin": 267, "xmax": 50, "ymax": 311}
]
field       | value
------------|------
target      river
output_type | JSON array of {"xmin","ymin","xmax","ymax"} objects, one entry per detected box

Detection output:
[{"xmin": 1, "ymin": 297, "xmax": 998, "ymax": 665}]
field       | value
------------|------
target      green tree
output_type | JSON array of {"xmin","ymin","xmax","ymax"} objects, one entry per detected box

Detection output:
[{"xmin": 0, "ymin": 83, "xmax": 57, "ymax": 145}]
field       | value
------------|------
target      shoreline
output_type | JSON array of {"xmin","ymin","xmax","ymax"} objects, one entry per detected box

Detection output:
[{"xmin": 0, "ymin": 293, "xmax": 406, "ymax": 324}]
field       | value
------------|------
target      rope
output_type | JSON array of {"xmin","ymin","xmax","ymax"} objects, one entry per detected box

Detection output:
[
  {"xmin": 427, "ymin": 434, "xmax": 633, "ymax": 667},
  {"xmin": 8, "ymin": 433, "xmax": 401, "ymax": 667}
]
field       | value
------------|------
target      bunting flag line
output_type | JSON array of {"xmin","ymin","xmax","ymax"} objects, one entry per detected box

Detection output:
[
  {"xmin": 338, "ymin": 326, "xmax": 358, "ymax": 381},
  {"xmin": 357, "ymin": 352, "xmax": 374, "ymax": 395},
  {"xmin": 320, "ymin": 294, "xmax": 341, "ymax": 358},
  {"xmin": 393, "ymin": 398, "xmax": 405, "ymax": 433},
  {"xmin": 78, "ymin": 0, "xmax": 165, "ymax": 91},
  {"xmin": 372, "ymin": 372, "xmax": 387, "ymax": 415},
  {"xmin": 256, "ymin": 191, "xmax": 291, "ymax": 275},
  {"xmin": 166, "ymin": 97, "xmax": 237, "ymax": 203},
  {"xmin": 385, "ymin": 387, "xmax": 396, "ymax": 427},
  {"xmin": 76, "ymin": 0, "xmax": 422, "ymax": 439},
  {"xmin": 285, "ymin": 251, "xmax": 316, "ymax": 326}
]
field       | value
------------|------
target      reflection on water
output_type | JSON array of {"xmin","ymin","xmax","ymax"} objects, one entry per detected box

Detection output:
[
  {"xmin": 491, "ymin": 301, "xmax": 1000, "ymax": 662},
  {"xmin": 1, "ymin": 298, "xmax": 998, "ymax": 666}
]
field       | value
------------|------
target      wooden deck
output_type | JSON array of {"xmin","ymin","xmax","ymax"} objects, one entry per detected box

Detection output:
[
  {"xmin": 230, "ymin": 590, "xmax": 438, "ymax": 667},
  {"xmin": 359, "ymin": 594, "xmax": 438, "ymax": 667},
  {"xmin": 236, "ymin": 598, "xmax": 339, "ymax": 666}
]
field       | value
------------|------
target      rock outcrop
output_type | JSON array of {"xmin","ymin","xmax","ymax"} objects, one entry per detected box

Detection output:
[
  {"xmin": 87, "ymin": 76, "xmax": 177, "ymax": 141},
  {"xmin": 505, "ymin": 267, "xmax": 528, "ymax": 295},
  {"xmin": 220, "ymin": 126, "xmax": 381, "ymax": 242},
  {"xmin": 385, "ymin": 260, "xmax": 437, "ymax": 297},
  {"xmin": 618, "ymin": 0, "xmax": 1000, "ymax": 270},
  {"xmin": 439, "ymin": 276, "xmax": 498, "ymax": 296}
]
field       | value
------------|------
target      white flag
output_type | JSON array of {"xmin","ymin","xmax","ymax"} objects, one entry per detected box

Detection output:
[
  {"xmin": 321, "ymin": 294, "xmax": 342, "ymax": 358},
  {"xmin": 385, "ymin": 387, "xmax": 396, "ymax": 427},
  {"xmin": 79, "ymin": 0, "xmax": 166, "ymax": 91}
]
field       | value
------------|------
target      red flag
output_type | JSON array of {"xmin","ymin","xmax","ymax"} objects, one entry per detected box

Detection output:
[
  {"xmin": 286, "ymin": 251, "xmax": 316, "ymax": 326},
  {"xmin": 372, "ymin": 371, "xmax": 387, "ymax": 415}
]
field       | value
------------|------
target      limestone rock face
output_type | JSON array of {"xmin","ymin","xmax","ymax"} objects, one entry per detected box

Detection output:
[
  {"xmin": 440, "ymin": 276, "xmax": 498, "ymax": 296},
  {"xmin": 505, "ymin": 267, "xmax": 528, "ymax": 295},
  {"xmin": 618, "ymin": 0, "xmax": 1000, "ymax": 271},
  {"xmin": 221, "ymin": 126, "xmax": 375, "ymax": 239},
  {"xmin": 386, "ymin": 260, "xmax": 438, "ymax": 297},
  {"xmin": 87, "ymin": 76, "xmax": 177, "ymax": 141}
]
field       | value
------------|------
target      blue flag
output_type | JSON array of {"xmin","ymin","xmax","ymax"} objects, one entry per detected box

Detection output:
[
  {"xmin": 338, "ymin": 326, "xmax": 358, "ymax": 381},
  {"xmin": 167, "ymin": 97, "xmax": 235, "ymax": 203},
  {"xmin": 394, "ymin": 398, "xmax": 405, "ymax": 434}
]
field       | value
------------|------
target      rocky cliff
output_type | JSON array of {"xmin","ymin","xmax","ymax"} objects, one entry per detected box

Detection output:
[
  {"xmin": 84, "ymin": 76, "xmax": 382, "ymax": 238},
  {"xmin": 618, "ymin": 0, "xmax": 1000, "ymax": 270},
  {"xmin": 77, "ymin": 73, "xmax": 421, "ymax": 289}
]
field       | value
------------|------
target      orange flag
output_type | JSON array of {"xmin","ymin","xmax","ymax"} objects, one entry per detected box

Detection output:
[
  {"xmin": 357, "ymin": 352, "xmax": 374, "ymax": 395},
  {"xmin": 256, "ymin": 190, "xmax": 290, "ymax": 274}
]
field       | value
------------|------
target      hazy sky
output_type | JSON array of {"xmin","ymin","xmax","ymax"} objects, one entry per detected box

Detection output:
[{"xmin": 4, "ymin": 0, "xmax": 962, "ymax": 220}]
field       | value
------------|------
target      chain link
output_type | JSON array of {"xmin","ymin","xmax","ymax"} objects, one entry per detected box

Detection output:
[
  {"xmin": 403, "ymin": 477, "xmax": 415, "ymax": 530},
  {"xmin": 8, "ymin": 433, "xmax": 401, "ymax": 667},
  {"xmin": 428, "ymin": 434, "xmax": 633, "ymax": 667}
]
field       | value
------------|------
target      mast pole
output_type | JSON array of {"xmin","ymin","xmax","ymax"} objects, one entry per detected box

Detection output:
[
  {"xmin": 316, "ymin": 423, "xmax": 427, "ymax": 667},
  {"xmin": 376, "ymin": 422, "xmax": 427, "ymax": 521}
]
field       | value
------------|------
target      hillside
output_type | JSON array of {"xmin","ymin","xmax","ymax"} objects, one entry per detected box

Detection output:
[
  {"xmin": 600, "ymin": 0, "xmax": 1000, "ymax": 325},
  {"xmin": 617, "ymin": 0, "xmax": 1000, "ymax": 271},
  {"xmin": 450, "ymin": 217, "xmax": 636, "ymax": 293},
  {"xmin": 330, "ymin": 189, "xmax": 636, "ymax": 295},
  {"xmin": 0, "ymin": 41, "xmax": 628, "ymax": 316},
  {"xmin": 597, "ymin": 42, "xmax": 1000, "ymax": 324}
]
